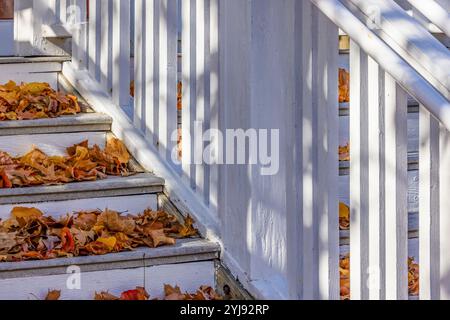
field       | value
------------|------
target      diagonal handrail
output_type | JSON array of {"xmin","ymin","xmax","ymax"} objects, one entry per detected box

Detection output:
[
  {"xmin": 406, "ymin": 0, "xmax": 450, "ymax": 38},
  {"xmin": 309, "ymin": 0, "xmax": 450, "ymax": 131},
  {"xmin": 344, "ymin": 0, "xmax": 450, "ymax": 97}
]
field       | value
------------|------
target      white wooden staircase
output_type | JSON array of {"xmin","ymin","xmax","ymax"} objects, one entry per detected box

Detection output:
[{"xmin": 0, "ymin": 58, "xmax": 222, "ymax": 300}]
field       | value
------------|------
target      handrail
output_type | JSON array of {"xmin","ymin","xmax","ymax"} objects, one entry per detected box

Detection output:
[
  {"xmin": 309, "ymin": 0, "xmax": 450, "ymax": 131},
  {"xmin": 345, "ymin": 0, "xmax": 450, "ymax": 97},
  {"xmin": 406, "ymin": 0, "xmax": 450, "ymax": 37}
]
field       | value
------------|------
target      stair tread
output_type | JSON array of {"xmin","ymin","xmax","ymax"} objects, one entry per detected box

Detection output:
[
  {"xmin": 0, "ymin": 56, "xmax": 71, "ymax": 64},
  {"xmin": 0, "ymin": 113, "xmax": 112, "ymax": 131},
  {"xmin": 0, "ymin": 238, "xmax": 220, "ymax": 279},
  {"xmin": 0, "ymin": 173, "xmax": 165, "ymax": 203}
]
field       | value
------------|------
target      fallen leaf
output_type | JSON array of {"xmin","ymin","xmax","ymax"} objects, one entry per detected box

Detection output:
[
  {"xmin": 339, "ymin": 202, "xmax": 350, "ymax": 230},
  {"xmin": 164, "ymin": 285, "xmax": 186, "ymax": 300},
  {"xmin": 12, "ymin": 207, "xmax": 43, "ymax": 219},
  {"xmin": 339, "ymin": 68, "xmax": 350, "ymax": 103},
  {"xmin": 45, "ymin": 290, "xmax": 61, "ymax": 300},
  {"xmin": 0, "ymin": 232, "xmax": 17, "ymax": 254},
  {"xmin": 104, "ymin": 138, "xmax": 130, "ymax": 164},
  {"xmin": 73, "ymin": 212, "xmax": 98, "ymax": 231},
  {"xmin": 60, "ymin": 227, "xmax": 75, "ymax": 253},
  {"xmin": 97, "ymin": 236, "xmax": 117, "ymax": 251},
  {"xmin": 148, "ymin": 229, "xmax": 176, "ymax": 248},
  {"xmin": 339, "ymin": 143, "xmax": 350, "ymax": 162},
  {"xmin": 120, "ymin": 287, "xmax": 149, "ymax": 300},
  {"xmin": 94, "ymin": 291, "xmax": 120, "ymax": 300},
  {"xmin": 97, "ymin": 210, "xmax": 135, "ymax": 234}
]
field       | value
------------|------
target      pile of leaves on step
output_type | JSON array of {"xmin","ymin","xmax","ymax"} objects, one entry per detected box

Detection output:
[
  {"xmin": 340, "ymin": 254, "xmax": 420, "ymax": 300},
  {"xmin": 0, "ymin": 81, "xmax": 80, "ymax": 121},
  {"xmin": 45, "ymin": 285, "xmax": 222, "ymax": 301},
  {"xmin": 0, "ymin": 206, "xmax": 198, "ymax": 262},
  {"xmin": 339, "ymin": 68, "xmax": 350, "ymax": 104},
  {"xmin": 0, "ymin": 138, "xmax": 132, "ymax": 188}
]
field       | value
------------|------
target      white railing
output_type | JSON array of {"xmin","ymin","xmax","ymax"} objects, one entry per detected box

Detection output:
[
  {"xmin": 68, "ymin": 0, "xmax": 218, "ymax": 207},
  {"xmin": 63, "ymin": 0, "xmax": 222, "ymax": 237},
  {"xmin": 311, "ymin": 0, "xmax": 450, "ymax": 300},
  {"xmin": 404, "ymin": 0, "xmax": 450, "ymax": 37},
  {"xmin": 14, "ymin": 0, "xmax": 71, "ymax": 56},
  {"xmin": 14, "ymin": 0, "xmax": 450, "ymax": 300}
]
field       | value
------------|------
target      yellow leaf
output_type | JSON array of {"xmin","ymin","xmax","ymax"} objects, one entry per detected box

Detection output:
[
  {"xmin": 11, "ymin": 207, "xmax": 43, "ymax": 219},
  {"xmin": 0, "ymin": 91, "xmax": 19, "ymax": 105},
  {"xmin": 21, "ymin": 82, "xmax": 50, "ymax": 95},
  {"xmin": 0, "ymin": 80, "xmax": 17, "ymax": 91},
  {"xmin": 97, "ymin": 236, "xmax": 117, "ymax": 251},
  {"xmin": 5, "ymin": 112, "xmax": 17, "ymax": 120},
  {"xmin": 339, "ymin": 202, "xmax": 349, "ymax": 219}
]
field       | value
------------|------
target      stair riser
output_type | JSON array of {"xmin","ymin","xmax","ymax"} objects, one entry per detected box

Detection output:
[
  {"xmin": 0, "ymin": 62, "xmax": 62, "ymax": 89},
  {"xmin": 0, "ymin": 132, "xmax": 106, "ymax": 157},
  {"xmin": 0, "ymin": 261, "xmax": 215, "ymax": 300},
  {"xmin": 0, "ymin": 194, "xmax": 158, "ymax": 221}
]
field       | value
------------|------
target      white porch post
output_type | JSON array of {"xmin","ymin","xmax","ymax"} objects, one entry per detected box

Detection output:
[{"xmin": 219, "ymin": 0, "xmax": 339, "ymax": 299}]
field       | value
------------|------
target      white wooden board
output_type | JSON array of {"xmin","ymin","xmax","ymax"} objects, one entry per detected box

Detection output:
[
  {"xmin": 339, "ymin": 112, "xmax": 419, "ymax": 153},
  {"xmin": 339, "ymin": 170, "xmax": 419, "ymax": 213},
  {"xmin": 0, "ymin": 73, "xmax": 58, "ymax": 90},
  {"xmin": 0, "ymin": 261, "xmax": 215, "ymax": 300},
  {"xmin": 341, "ymin": 238, "xmax": 419, "ymax": 261},
  {"xmin": 0, "ymin": 62, "xmax": 62, "ymax": 74},
  {"xmin": 0, "ymin": 194, "xmax": 158, "ymax": 221},
  {"xmin": 0, "ymin": 21, "xmax": 14, "ymax": 56},
  {"xmin": 0, "ymin": 132, "xmax": 106, "ymax": 156}
]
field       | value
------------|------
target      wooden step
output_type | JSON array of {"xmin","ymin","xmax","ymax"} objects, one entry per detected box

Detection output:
[
  {"xmin": 0, "ymin": 131, "xmax": 106, "ymax": 156},
  {"xmin": 0, "ymin": 194, "xmax": 159, "ymax": 220},
  {"xmin": 0, "ymin": 58, "xmax": 69, "ymax": 88},
  {"xmin": 0, "ymin": 259, "xmax": 217, "ymax": 300},
  {"xmin": 0, "ymin": 173, "xmax": 164, "ymax": 204},
  {"xmin": 0, "ymin": 113, "xmax": 112, "ymax": 136},
  {"xmin": 0, "ymin": 57, "xmax": 70, "ymax": 64},
  {"xmin": 0, "ymin": 238, "xmax": 219, "ymax": 280}
]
